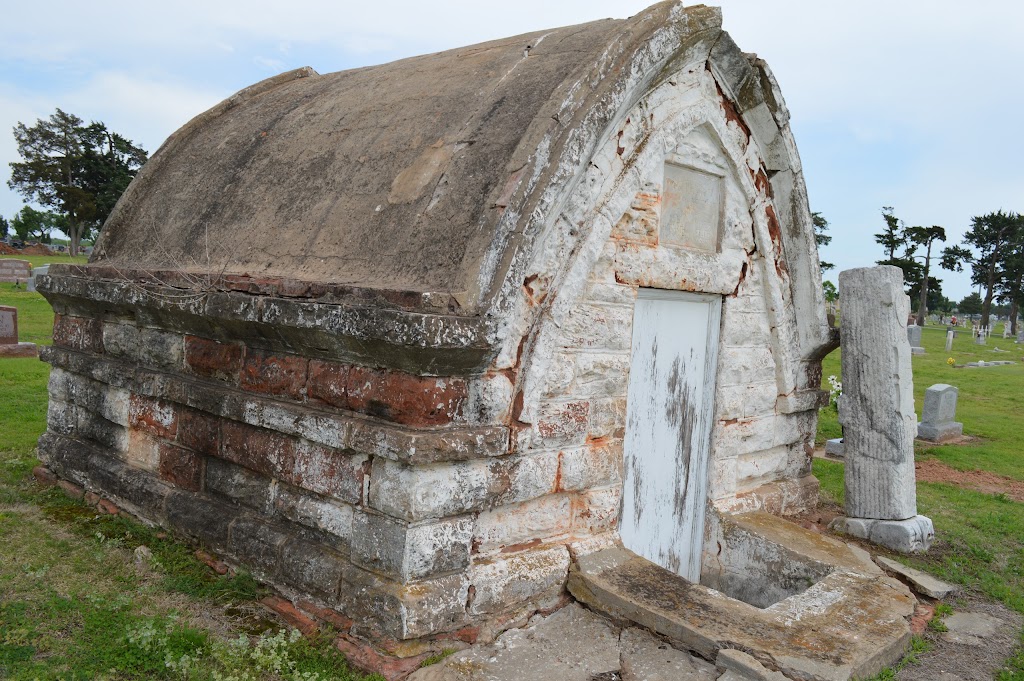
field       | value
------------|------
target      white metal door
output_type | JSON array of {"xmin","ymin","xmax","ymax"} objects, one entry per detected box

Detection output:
[{"xmin": 621, "ymin": 289, "xmax": 721, "ymax": 581}]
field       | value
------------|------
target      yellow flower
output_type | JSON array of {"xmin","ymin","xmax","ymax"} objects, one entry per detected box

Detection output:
[{"xmin": 946, "ymin": 357, "xmax": 956, "ymax": 366}]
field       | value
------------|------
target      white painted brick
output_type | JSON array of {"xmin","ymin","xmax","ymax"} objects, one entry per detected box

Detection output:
[
  {"xmin": 497, "ymin": 451, "xmax": 560, "ymax": 506},
  {"xmin": 716, "ymin": 382, "xmax": 778, "ymax": 420},
  {"xmin": 571, "ymin": 486, "xmax": 621, "ymax": 535},
  {"xmin": 588, "ymin": 397, "xmax": 627, "ymax": 440},
  {"xmin": 736, "ymin": 446, "xmax": 789, "ymax": 486},
  {"xmin": 586, "ymin": 281, "xmax": 636, "ymax": 306},
  {"xmin": 717, "ymin": 347, "xmax": 776, "ymax": 387},
  {"xmin": 708, "ymin": 454, "xmax": 739, "ymax": 501},
  {"xmin": 533, "ymin": 400, "xmax": 590, "ymax": 449},
  {"xmin": 713, "ymin": 416, "xmax": 775, "ymax": 457},
  {"xmin": 572, "ymin": 352, "xmax": 629, "ymax": 399},
  {"xmin": 559, "ymin": 441, "xmax": 622, "ymax": 492},
  {"xmin": 369, "ymin": 458, "xmax": 491, "ymax": 521},
  {"xmin": 475, "ymin": 494, "xmax": 572, "ymax": 553},
  {"xmin": 557, "ymin": 302, "xmax": 632, "ymax": 352},
  {"xmin": 467, "ymin": 544, "xmax": 570, "ymax": 615},
  {"xmin": 720, "ymin": 310, "xmax": 770, "ymax": 347}
]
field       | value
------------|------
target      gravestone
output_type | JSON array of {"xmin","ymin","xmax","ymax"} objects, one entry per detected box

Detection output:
[
  {"xmin": 906, "ymin": 324, "xmax": 924, "ymax": 354},
  {"xmin": 945, "ymin": 329, "xmax": 954, "ymax": 352},
  {"xmin": 26, "ymin": 264, "xmax": 49, "ymax": 293},
  {"xmin": 830, "ymin": 266, "xmax": 934, "ymax": 553},
  {"xmin": 917, "ymin": 384, "xmax": 963, "ymax": 443},
  {"xmin": 0, "ymin": 259, "xmax": 31, "ymax": 284},
  {"xmin": 0, "ymin": 305, "xmax": 37, "ymax": 357},
  {"xmin": 975, "ymin": 327, "xmax": 987, "ymax": 345},
  {"xmin": 1017, "ymin": 325, "xmax": 1024, "ymax": 344}
]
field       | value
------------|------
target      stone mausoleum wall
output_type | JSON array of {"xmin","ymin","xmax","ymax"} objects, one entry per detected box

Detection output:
[{"xmin": 36, "ymin": 1, "xmax": 835, "ymax": 654}]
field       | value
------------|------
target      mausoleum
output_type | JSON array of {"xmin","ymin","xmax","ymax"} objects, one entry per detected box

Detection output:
[{"xmin": 37, "ymin": 3, "xmax": 917, "ymax": 677}]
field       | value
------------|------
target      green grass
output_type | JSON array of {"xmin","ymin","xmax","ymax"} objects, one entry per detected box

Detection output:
[
  {"xmin": 0, "ymin": 288, "xmax": 378, "ymax": 680},
  {"xmin": 819, "ymin": 321, "xmax": 1024, "ymax": 481},
  {"xmin": 0, "ymin": 253, "xmax": 89, "ymax": 270}
]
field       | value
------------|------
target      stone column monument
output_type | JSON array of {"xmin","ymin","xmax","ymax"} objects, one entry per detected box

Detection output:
[{"xmin": 831, "ymin": 266, "xmax": 934, "ymax": 553}]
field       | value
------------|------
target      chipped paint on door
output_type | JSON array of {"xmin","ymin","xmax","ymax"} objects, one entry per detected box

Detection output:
[{"xmin": 621, "ymin": 289, "xmax": 721, "ymax": 581}]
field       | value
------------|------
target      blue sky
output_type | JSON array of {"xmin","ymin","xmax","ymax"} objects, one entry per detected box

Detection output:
[{"xmin": 2, "ymin": 0, "xmax": 1021, "ymax": 302}]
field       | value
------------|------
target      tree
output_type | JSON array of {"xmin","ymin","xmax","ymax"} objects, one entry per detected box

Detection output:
[
  {"xmin": 0, "ymin": 215, "xmax": 8, "ymax": 240},
  {"xmin": 874, "ymin": 207, "xmax": 921, "ymax": 290},
  {"xmin": 941, "ymin": 210, "xmax": 1024, "ymax": 328},
  {"xmin": 905, "ymin": 225, "xmax": 946, "ymax": 325},
  {"xmin": 812, "ymin": 212, "xmax": 834, "ymax": 272},
  {"xmin": 8, "ymin": 108, "xmax": 147, "ymax": 256},
  {"xmin": 958, "ymin": 292, "xmax": 982, "ymax": 316},
  {"xmin": 875, "ymin": 207, "xmax": 910, "ymax": 262},
  {"xmin": 10, "ymin": 206, "xmax": 63, "ymax": 243}
]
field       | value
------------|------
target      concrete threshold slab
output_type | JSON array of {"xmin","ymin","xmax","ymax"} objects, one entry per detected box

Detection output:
[{"xmin": 569, "ymin": 514, "xmax": 916, "ymax": 681}]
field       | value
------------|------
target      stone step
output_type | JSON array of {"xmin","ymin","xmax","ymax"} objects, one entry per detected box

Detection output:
[
  {"xmin": 568, "ymin": 544, "xmax": 915, "ymax": 681},
  {"xmin": 874, "ymin": 556, "xmax": 957, "ymax": 600}
]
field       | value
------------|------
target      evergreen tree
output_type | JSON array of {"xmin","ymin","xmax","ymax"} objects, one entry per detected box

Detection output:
[{"xmin": 8, "ymin": 109, "xmax": 147, "ymax": 256}]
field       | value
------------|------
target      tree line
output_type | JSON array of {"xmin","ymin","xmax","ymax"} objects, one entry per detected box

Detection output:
[
  {"xmin": 3, "ymin": 109, "xmax": 147, "ymax": 256},
  {"xmin": 872, "ymin": 207, "xmax": 1024, "ymax": 331}
]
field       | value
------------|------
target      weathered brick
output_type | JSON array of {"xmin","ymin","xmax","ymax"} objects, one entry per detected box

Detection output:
[
  {"xmin": 47, "ymin": 399, "xmax": 78, "ymax": 436},
  {"xmin": 229, "ymin": 517, "xmax": 288, "ymax": 575},
  {"xmin": 52, "ymin": 314, "xmax": 103, "ymax": 353},
  {"xmin": 343, "ymin": 566, "xmax": 468, "ymax": 640},
  {"xmin": 128, "ymin": 394, "xmax": 178, "ymax": 439},
  {"xmin": 32, "ymin": 466, "xmax": 57, "ymax": 486},
  {"xmin": 307, "ymin": 360, "xmax": 350, "ymax": 409},
  {"xmin": 220, "ymin": 420, "xmax": 296, "ymax": 478},
  {"xmin": 125, "ymin": 430, "xmax": 161, "ymax": 472},
  {"xmin": 275, "ymin": 485, "xmax": 353, "ymax": 543},
  {"xmin": 351, "ymin": 510, "xmax": 473, "ymax": 581},
  {"xmin": 588, "ymin": 397, "xmax": 627, "ymax": 441},
  {"xmin": 718, "ymin": 346, "xmax": 776, "ymax": 387},
  {"xmin": 78, "ymin": 411, "xmax": 129, "ymax": 452},
  {"xmin": 206, "ymin": 457, "xmax": 276, "ymax": 512},
  {"xmin": 290, "ymin": 442, "xmax": 365, "ymax": 504},
  {"xmin": 474, "ymin": 494, "xmax": 572, "ymax": 554},
  {"xmin": 58, "ymin": 479, "xmax": 85, "ymax": 500},
  {"xmin": 176, "ymin": 408, "xmax": 220, "ymax": 456},
  {"xmin": 558, "ymin": 440, "xmax": 622, "ymax": 492},
  {"xmin": 571, "ymin": 486, "xmax": 621, "ymax": 534},
  {"xmin": 346, "ymin": 366, "xmax": 467, "ymax": 426},
  {"xmin": 240, "ymin": 349, "xmax": 308, "ymax": 401},
  {"xmin": 103, "ymin": 323, "xmax": 183, "ymax": 371},
  {"xmin": 571, "ymin": 352, "xmax": 629, "ymax": 398},
  {"xmin": 166, "ymin": 492, "xmax": 238, "ymax": 547},
  {"xmin": 87, "ymin": 452, "xmax": 173, "ymax": 518},
  {"xmin": 184, "ymin": 335, "xmax": 243, "ymax": 382},
  {"xmin": 558, "ymin": 302, "xmax": 631, "ymax": 352},
  {"xmin": 534, "ymin": 400, "xmax": 590, "ymax": 449},
  {"xmin": 158, "ymin": 442, "xmax": 204, "ymax": 491},
  {"xmin": 261, "ymin": 595, "xmax": 319, "ymax": 637},
  {"xmin": 279, "ymin": 540, "xmax": 346, "ymax": 601},
  {"xmin": 368, "ymin": 458, "xmax": 492, "ymax": 521},
  {"xmin": 466, "ymin": 544, "xmax": 570, "ymax": 616}
]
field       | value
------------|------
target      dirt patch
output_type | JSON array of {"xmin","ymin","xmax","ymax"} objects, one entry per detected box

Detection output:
[
  {"xmin": 915, "ymin": 459, "xmax": 1024, "ymax": 503},
  {"xmin": 897, "ymin": 593, "xmax": 1023, "ymax": 681}
]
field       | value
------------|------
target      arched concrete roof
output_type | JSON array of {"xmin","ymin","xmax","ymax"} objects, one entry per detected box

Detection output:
[
  {"xmin": 77, "ymin": 1, "xmax": 832, "ymax": 370},
  {"xmin": 93, "ymin": 3, "xmax": 727, "ymax": 308}
]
